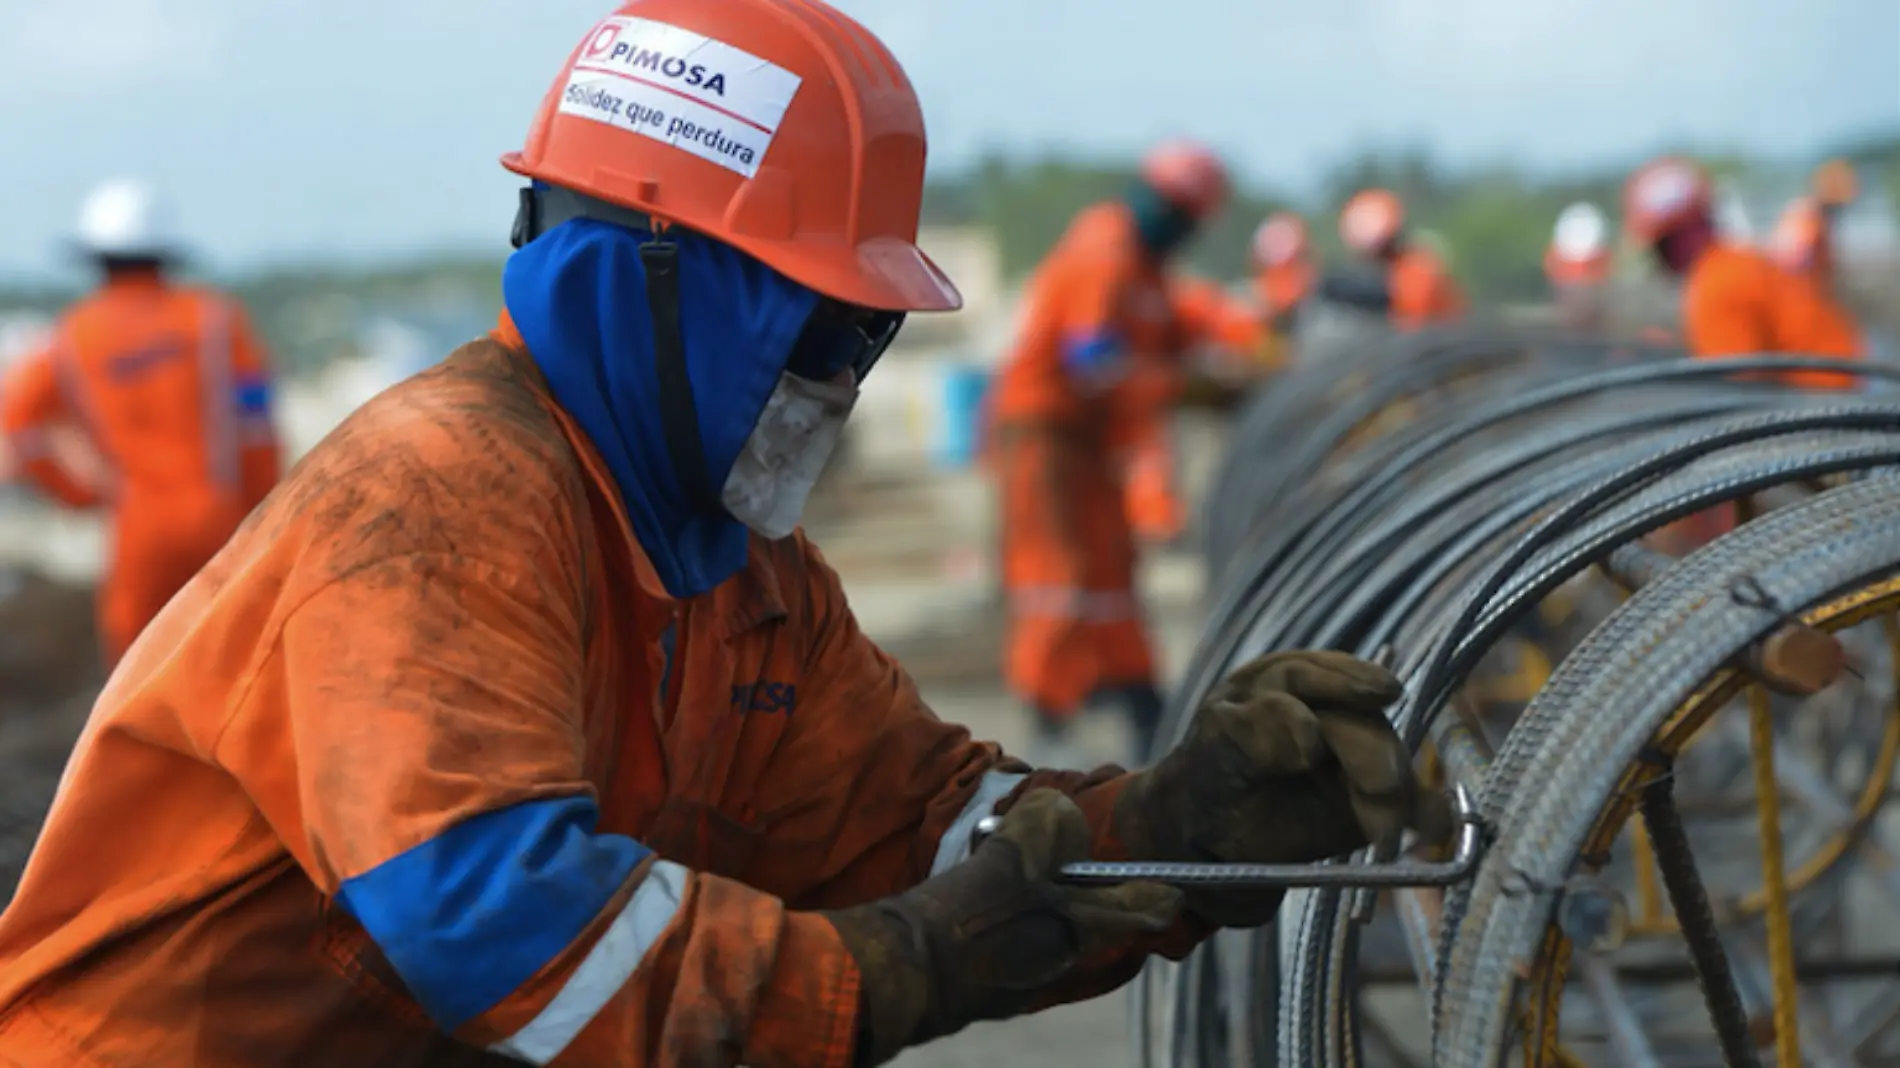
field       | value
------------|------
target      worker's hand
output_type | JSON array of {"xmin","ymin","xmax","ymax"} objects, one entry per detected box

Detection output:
[
  {"xmin": 825, "ymin": 789, "xmax": 1182, "ymax": 1066},
  {"xmin": 1112, "ymin": 650, "xmax": 1454, "ymax": 928}
]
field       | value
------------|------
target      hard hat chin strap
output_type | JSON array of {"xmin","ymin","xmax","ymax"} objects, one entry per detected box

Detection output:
[
  {"xmin": 513, "ymin": 185, "xmax": 721, "ymax": 513},
  {"xmin": 637, "ymin": 239, "xmax": 721, "ymax": 513}
]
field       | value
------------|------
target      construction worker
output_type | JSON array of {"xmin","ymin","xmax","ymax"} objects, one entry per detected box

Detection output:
[
  {"xmin": 1251, "ymin": 211, "xmax": 1317, "ymax": 334},
  {"xmin": 1765, "ymin": 196, "xmax": 1868, "ymax": 388},
  {"xmin": 0, "ymin": 179, "xmax": 280, "ymax": 665},
  {"xmin": 1327, "ymin": 188, "xmax": 1467, "ymax": 329},
  {"xmin": 0, "ymin": 4, "xmax": 1447, "ymax": 1066},
  {"xmin": 1120, "ymin": 276, "xmax": 1272, "ymax": 544},
  {"xmin": 1543, "ymin": 202, "xmax": 1614, "ymax": 333},
  {"xmin": 1771, "ymin": 158, "xmax": 1858, "ymax": 297},
  {"xmin": 1623, "ymin": 156, "xmax": 1864, "ymax": 387},
  {"xmin": 986, "ymin": 140, "xmax": 1231, "ymax": 767}
]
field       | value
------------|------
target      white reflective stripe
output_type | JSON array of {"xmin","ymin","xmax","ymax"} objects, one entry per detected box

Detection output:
[
  {"xmin": 487, "ymin": 858, "xmax": 689, "ymax": 1066},
  {"xmin": 1007, "ymin": 586, "xmax": 1139, "ymax": 623},
  {"xmin": 47, "ymin": 328, "xmax": 120, "ymax": 500},
  {"xmin": 930, "ymin": 770, "xmax": 1029, "ymax": 876},
  {"xmin": 198, "ymin": 299, "xmax": 237, "ymax": 492}
]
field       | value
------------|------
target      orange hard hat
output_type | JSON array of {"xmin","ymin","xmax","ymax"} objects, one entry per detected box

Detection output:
[
  {"xmin": 1812, "ymin": 158, "xmax": 1859, "ymax": 209},
  {"xmin": 502, "ymin": 0, "xmax": 959, "ymax": 313},
  {"xmin": 1339, "ymin": 189, "xmax": 1404, "ymax": 255},
  {"xmin": 1767, "ymin": 196, "xmax": 1827, "ymax": 273},
  {"xmin": 1140, "ymin": 140, "xmax": 1230, "ymax": 221},
  {"xmin": 1252, "ymin": 212, "xmax": 1309, "ymax": 268},
  {"xmin": 1622, "ymin": 157, "xmax": 1714, "ymax": 244}
]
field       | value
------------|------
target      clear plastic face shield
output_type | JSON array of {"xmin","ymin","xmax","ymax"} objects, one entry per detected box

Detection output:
[{"xmin": 719, "ymin": 300, "xmax": 905, "ymax": 539}]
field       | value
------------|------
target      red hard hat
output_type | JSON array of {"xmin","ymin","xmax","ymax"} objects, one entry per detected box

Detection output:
[
  {"xmin": 503, "ymin": 0, "xmax": 960, "ymax": 313},
  {"xmin": 1252, "ymin": 212, "xmax": 1309, "ymax": 268},
  {"xmin": 1140, "ymin": 140, "xmax": 1230, "ymax": 221},
  {"xmin": 1623, "ymin": 157, "xmax": 1714, "ymax": 244},
  {"xmin": 1339, "ymin": 189, "xmax": 1404, "ymax": 255}
]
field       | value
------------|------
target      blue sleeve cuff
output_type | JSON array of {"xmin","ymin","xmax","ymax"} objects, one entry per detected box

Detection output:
[
  {"xmin": 233, "ymin": 375, "xmax": 271, "ymax": 415},
  {"xmin": 1061, "ymin": 330, "xmax": 1123, "ymax": 376},
  {"xmin": 334, "ymin": 795, "xmax": 651, "ymax": 1030}
]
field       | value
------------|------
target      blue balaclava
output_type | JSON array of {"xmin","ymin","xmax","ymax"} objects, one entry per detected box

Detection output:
[
  {"xmin": 503, "ymin": 212, "xmax": 818, "ymax": 598},
  {"xmin": 1124, "ymin": 179, "xmax": 1200, "ymax": 260}
]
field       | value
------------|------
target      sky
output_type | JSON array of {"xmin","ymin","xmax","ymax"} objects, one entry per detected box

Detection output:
[{"xmin": 0, "ymin": 0, "xmax": 1894, "ymax": 282}]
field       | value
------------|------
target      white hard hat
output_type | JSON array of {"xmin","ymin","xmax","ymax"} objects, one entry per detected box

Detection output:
[
  {"xmin": 1551, "ymin": 202, "xmax": 1609, "ymax": 261},
  {"xmin": 74, "ymin": 178, "xmax": 180, "ymax": 259}
]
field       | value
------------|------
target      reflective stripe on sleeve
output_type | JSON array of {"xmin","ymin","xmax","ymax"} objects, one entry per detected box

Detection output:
[
  {"xmin": 487, "ymin": 859, "xmax": 690, "ymax": 1065},
  {"xmin": 929, "ymin": 770, "xmax": 1029, "ymax": 876}
]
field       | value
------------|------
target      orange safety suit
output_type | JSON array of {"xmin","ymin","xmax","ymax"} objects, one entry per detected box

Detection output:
[
  {"xmin": 1255, "ymin": 260, "xmax": 1316, "ymax": 329},
  {"xmin": 1658, "ymin": 242, "xmax": 1868, "ymax": 551},
  {"xmin": 1682, "ymin": 242, "xmax": 1865, "ymax": 388},
  {"xmin": 0, "ymin": 334, "xmax": 1200, "ymax": 1068},
  {"xmin": 1386, "ymin": 246, "xmax": 1466, "ymax": 330},
  {"xmin": 1119, "ymin": 278, "xmax": 1268, "ymax": 542},
  {"xmin": 987, "ymin": 201, "xmax": 1181, "ymax": 720},
  {"xmin": 0, "ymin": 272, "xmax": 280, "ymax": 663},
  {"xmin": 1170, "ymin": 276, "xmax": 1266, "ymax": 357}
]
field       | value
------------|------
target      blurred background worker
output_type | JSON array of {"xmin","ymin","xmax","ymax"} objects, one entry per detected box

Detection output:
[
  {"xmin": 1251, "ymin": 211, "xmax": 1318, "ymax": 336},
  {"xmin": 1123, "ymin": 275, "xmax": 1275, "ymax": 545},
  {"xmin": 1326, "ymin": 188, "xmax": 1467, "ymax": 330},
  {"xmin": 1811, "ymin": 157, "xmax": 1860, "ymax": 276},
  {"xmin": 0, "ymin": 3, "xmax": 1451, "ymax": 1064},
  {"xmin": 1774, "ymin": 157, "xmax": 1858, "ymax": 297},
  {"xmin": 987, "ymin": 140, "xmax": 1232, "ymax": 767},
  {"xmin": 1624, "ymin": 156, "xmax": 1865, "ymax": 389},
  {"xmin": 1766, "ymin": 195, "xmax": 1868, "ymax": 386},
  {"xmin": 1544, "ymin": 202, "xmax": 1614, "ymax": 333},
  {"xmin": 0, "ymin": 179, "xmax": 279, "ymax": 665}
]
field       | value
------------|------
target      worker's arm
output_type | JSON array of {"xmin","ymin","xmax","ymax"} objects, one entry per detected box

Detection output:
[
  {"xmin": 220, "ymin": 532, "xmax": 856, "ymax": 1066},
  {"xmin": 0, "ymin": 347, "xmax": 104, "ymax": 508},
  {"xmin": 758, "ymin": 537, "xmax": 1210, "ymax": 1002},
  {"xmin": 1171, "ymin": 279, "xmax": 1267, "ymax": 356},
  {"xmin": 225, "ymin": 302, "xmax": 283, "ymax": 508}
]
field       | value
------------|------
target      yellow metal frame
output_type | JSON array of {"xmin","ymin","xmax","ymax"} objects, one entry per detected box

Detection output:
[{"xmin": 1514, "ymin": 573, "xmax": 1900, "ymax": 1067}]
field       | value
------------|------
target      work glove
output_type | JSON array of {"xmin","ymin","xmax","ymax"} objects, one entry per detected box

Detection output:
[
  {"xmin": 824, "ymin": 788, "xmax": 1183, "ymax": 1066},
  {"xmin": 1111, "ymin": 650, "xmax": 1455, "ymax": 928}
]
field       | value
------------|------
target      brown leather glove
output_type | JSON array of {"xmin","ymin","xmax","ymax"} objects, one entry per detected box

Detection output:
[
  {"xmin": 1112, "ymin": 650, "xmax": 1454, "ymax": 927},
  {"xmin": 824, "ymin": 788, "xmax": 1183, "ymax": 1066}
]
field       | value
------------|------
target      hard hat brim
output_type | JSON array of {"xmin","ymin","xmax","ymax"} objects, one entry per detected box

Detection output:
[{"xmin": 501, "ymin": 153, "xmax": 962, "ymax": 314}]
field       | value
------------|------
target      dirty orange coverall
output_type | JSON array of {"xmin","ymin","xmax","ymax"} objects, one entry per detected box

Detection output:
[
  {"xmin": 1386, "ymin": 247, "xmax": 1466, "ymax": 330},
  {"xmin": 1660, "ymin": 242, "xmax": 1868, "ymax": 548},
  {"xmin": 1119, "ymin": 277, "xmax": 1267, "ymax": 542},
  {"xmin": 1683, "ymin": 242, "xmax": 1865, "ymax": 388},
  {"xmin": 987, "ymin": 202, "xmax": 1182, "ymax": 720},
  {"xmin": 0, "ymin": 335, "xmax": 1199, "ymax": 1068},
  {"xmin": 0, "ymin": 273, "xmax": 280, "ymax": 662},
  {"xmin": 1255, "ymin": 260, "xmax": 1315, "ymax": 330}
]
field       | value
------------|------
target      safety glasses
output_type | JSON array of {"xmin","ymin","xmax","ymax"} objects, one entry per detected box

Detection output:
[{"xmin": 785, "ymin": 299, "xmax": 906, "ymax": 385}]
